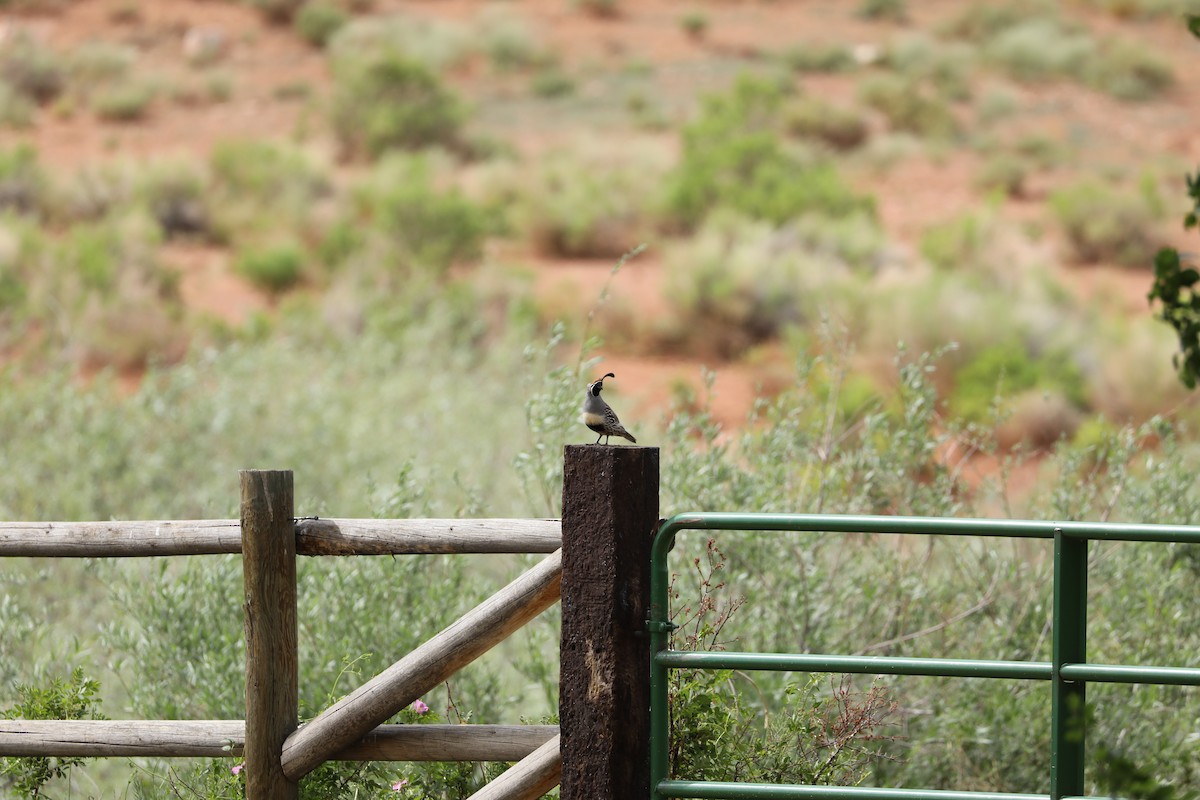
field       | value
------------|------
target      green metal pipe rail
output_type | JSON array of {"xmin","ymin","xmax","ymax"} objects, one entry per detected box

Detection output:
[{"xmin": 648, "ymin": 513, "xmax": 1200, "ymax": 800}]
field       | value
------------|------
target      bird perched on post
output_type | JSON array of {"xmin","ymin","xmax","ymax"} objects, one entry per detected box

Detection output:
[{"xmin": 582, "ymin": 372, "xmax": 636, "ymax": 445}]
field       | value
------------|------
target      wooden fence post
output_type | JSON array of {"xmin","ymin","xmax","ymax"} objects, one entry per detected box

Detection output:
[
  {"xmin": 241, "ymin": 470, "xmax": 298, "ymax": 800},
  {"xmin": 560, "ymin": 444, "xmax": 658, "ymax": 800}
]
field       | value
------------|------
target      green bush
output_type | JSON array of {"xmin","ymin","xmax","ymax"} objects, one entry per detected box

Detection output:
[
  {"xmin": 93, "ymin": 79, "xmax": 156, "ymax": 121},
  {"xmin": 355, "ymin": 155, "xmax": 488, "ymax": 273},
  {"xmin": 857, "ymin": 0, "xmax": 907, "ymax": 22},
  {"xmin": 948, "ymin": 339, "xmax": 1086, "ymax": 423},
  {"xmin": 858, "ymin": 74, "xmax": 959, "ymax": 139},
  {"xmin": 920, "ymin": 212, "xmax": 990, "ymax": 270},
  {"xmin": 784, "ymin": 97, "xmax": 869, "ymax": 151},
  {"xmin": 500, "ymin": 144, "xmax": 668, "ymax": 258},
  {"xmin": 295, "ymin": 1, "xmax": 349, "ymax": 47},
  {"xmin": 0, "ymin": 32, "xmax": 64, "ymax": 104},
  {"xmin": 330, "ymin": 52, "xmax": 465, "ymax": 160},
  {"xmin": 984, "ymin": 16, "xmax": 1095, "ymax": 83},
  {"xmin": 664, "ymin": 211, "xmax": 871, "ymax": 357},
  {"xmin": 0, "ymin": 143, "xmax": 46, "ymax": 217},
  {"xmin": 667, "ymin": 75, "xmax": 874, "ymax": 228},
  {"xmin": 235, "ymin": 243, "xmax": 305, "ymax": 293},
  {"xmin": 1084, "ymin": 36, "xmax": 1174, "ymax": 101},
  {"xmin": 1050, "ymin": 178, "xmax": 1162, "ymax": 266},
  {"xmin": 1, "ymin": 668, "xmax": 105, "ymax": 799},
  {"xmin": 138, "ymin": 163, "xmax": 212, "ymax": 240},
  {"xmin": 781, "ymin": 42, "xmax": 856, "ymax": 73}
]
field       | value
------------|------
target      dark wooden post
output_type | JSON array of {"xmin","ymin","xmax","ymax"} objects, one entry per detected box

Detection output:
[
  {"xmin": 241, "ymin": 470, "xmax": 299, "ymax": 800},
  {"xmin": 560, "ymin": 444, "xmax": 658, "ymax": 800}
]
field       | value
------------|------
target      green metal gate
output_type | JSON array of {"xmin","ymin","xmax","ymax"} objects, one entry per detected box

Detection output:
[{"xmin": 648, "ymin": 513, "xmax": 1200, "ymax": 800}]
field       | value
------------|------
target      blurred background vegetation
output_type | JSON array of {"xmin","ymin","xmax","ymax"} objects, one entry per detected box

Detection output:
[{"xmin": 1, "ymin": 0, "xmax": 1199, "ymax": 797}]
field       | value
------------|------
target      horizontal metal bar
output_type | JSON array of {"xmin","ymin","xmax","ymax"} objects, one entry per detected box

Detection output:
[
  {"xmin": 1059, "ymin": 663, "xmax": 1200, "ymax": 686},
  {"xmin": 657, "ymin": 512, "xmax": 1200, "ymax": 544},
  {"xmin": 655, "ymin": 651, "xmax": 1052, "ymax": 681},
  {"xmin": 654, "ymin": 780, "xmax": 1063, "ymax": 800}
]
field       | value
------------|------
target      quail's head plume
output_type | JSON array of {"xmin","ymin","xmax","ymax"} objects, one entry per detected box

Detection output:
[{"xmin": 581, "ymin": 372, "xmax": 636, "ymax": 445}]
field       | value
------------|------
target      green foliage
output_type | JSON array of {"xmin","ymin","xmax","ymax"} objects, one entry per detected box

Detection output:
[
  {"xmin": 858, "ymin": 74, "xmax": 959, "ymax": 140},
  {"xmin": 948, "ymin": 339, "xmax": 1086, "ymax": 423},
  {"xmin": 857, "ymin": 0, "xmax": 907, "ymax": 22},
  {"xmin": 529, "ymin": 67, "xmax": 575, "ymax": 98},
  {"xmin": 0, "ymin": 143, "xmax": 46, "ymax": 216},
  {"xmin": 679, "ymin": 11, "xmax": 709, "ymax": 40},
  {"xmin": 235, "ymin": 242, "xmax": 305, "ymax": 293},
  {"xmin": 330, "ymin": 51, "xmax": 466, "ymax": 160},
  {"xmin": 781, "ymin": 42, "xmax": 855, "ymax": 74},
  {"xmin": 664, "ymin": 211, "xmax": 877, "ymax": 358},
  {"xmin": 353, "ymin": 155, "xmax": 488, "ymax": 273},
  {"xmin": 1, "ymin": 667, "xmax": 104, "ymax": 798},
  {"xmin": 295, "ymin": 1, "xmax": 349, "ymax": 47},
  {"xmin": 1050, "ymin": 178, "xmax": 1162, "ymax": 266},
  {"xmin": 93, "ymin": 79, "xmax": 156, "ymax": 122},
  {"xmin": 666, "ymin": 74, "xmax": 874, "ymax": 229},
  {"xmin": 0, "ymin": 31, "xmax": 64, "ymax": 105},
  {"xmin": 668, "ymin": 540, "xmax": 897, "ymax": 784},
  {"xmin": 499, "ymin": 144, "xmax": 667, "ymax": 258},
  {"xmin": 784, "ymin": 97, "xmax": 869, "ymax": 151},
  {"xmin": 1148, "ymin": 246, "xmax": 1200, "ymax": 388}
]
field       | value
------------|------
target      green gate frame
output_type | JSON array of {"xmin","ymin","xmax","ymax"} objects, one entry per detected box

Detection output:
[{"xmin": 648, "ymin": 513, "xmax": 1200, "ymax": 800}]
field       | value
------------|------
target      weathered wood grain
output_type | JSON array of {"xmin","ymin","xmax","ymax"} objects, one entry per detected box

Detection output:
[
  {"xmin": 0, "ymin": 519, "xmax": 561, "ymax": 557},
  {"xmin": 0, "ymin": 721, "xmax": 558, "ymax": 762},
  {"xmin": 241, "ymin": 470, "xmax": 298, "ymax": 800},
  {"xmin": 465, "ymin": 734, "xmax": 561, "ymax": 800}
]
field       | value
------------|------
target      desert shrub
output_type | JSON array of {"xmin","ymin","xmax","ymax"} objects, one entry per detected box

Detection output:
[
  {"xmin": 327, "ymin": 13, "xmax": 471, "ymax": 74},
  {"xmin": 235, "ymin": 242, "xmax": 305, "ymax": 294},
  {"xmin": 664, "ymin": 211, "xmax": 870, "ymax": 358},
  {"xmin": 984, "ymin": 16, "xmax": 1095, "ymax": 83},
  {"xmin": 1080, "ymin": 0, "xmax": 1187, "ymax": 18},
  {"xmin": 920, "ymin": 211, "xmax": 991, "ymax": 271},
  {"xmin": 497, "ymin": 142, "xmax": 668, "ymax": 257},
  {"xmin": 294, "ymin": 1, "xmax": 349, "ymax": 47},
  {"xmin": 67, "ymin": 41, "xmax": 135, "ymax": 91},
  {"xmin": 1050, "ymin": 178, "xmax": 1163, "ymax": 266},
  {"xmin": 353, "ymin": 154, "xmax": 488, "ymax": 274},
  {"xmin": 667, "ymin": 74, "xmax": 874, "ymax": 229},
  {"xmin": 529, "ymin": 66, "xmax": 575, "ymax": 98},
  {"xmin": 137, "ymin": 163, "xmax": 212, "ymax": 240},
  {"xmin": 0, "ymin": 143, "xmax": 47, "ymax": 217},
  {"xmin": 857, "ymin": 0, "xmax": 907, "ymax": 22},
  {"xmin": 679, "ymin": 11, "xmax": 708, "ymax": 40},
  {"xmin": 0, "ymin": 83, "xmax": 34, "ymax": 128},
  {"xmin": 1083, "ymin": 36, "xmax": 1174, "ymax": 101},
  {"xmin": 939, "ymin": 2, "xmax": 1044, "ymax": 42},
  {"xmin": 0, "ymin": 32, "xmax": 64, "ymax": 105},
  {"xmin": 208, "ymin": 138, "xmax": 328, "ymax": 225},
  {"xmin": 93, "ymin": 79, "xmax": 156, "ymax": 121},
  {"xmin": 785, "ymin": 97, "xmax": 869, "ymax": 151},
  {"xmin": 330, "ymin": 50, "xmax": 465, "ymax": 159},
  {"xmin": 975, "ymin": 153, "xmax": 1030, "ymax": 198},
  {"xmin": 947, "ymin": 339, "xmax": 1087, "ymax": 424},
  {"xmin": 881, "ymin": 34, "xmax": 976, "ymax": 100},
  {"xmin": 781, "ymin": 42, "xmax": 856, "ymax": 73},
  {"xmin": 478, "ymin": 6, "xmax": 551, "ymax": 72},
  {"xmin": 858, "ymin": 74, "xmax": 959, "ymax": 139}
]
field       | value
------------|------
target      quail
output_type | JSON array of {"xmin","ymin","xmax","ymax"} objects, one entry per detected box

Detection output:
[{"xmin": 582, "ymin": 372, "xmax": 637, "ymax": 445}]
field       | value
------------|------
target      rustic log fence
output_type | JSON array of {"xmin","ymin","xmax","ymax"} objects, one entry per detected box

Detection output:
[{"xmin": 0, "ymin": 445, "xmax": 658, "ymax": 800}]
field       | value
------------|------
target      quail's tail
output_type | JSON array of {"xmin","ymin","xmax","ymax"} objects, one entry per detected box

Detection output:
[{"xmin": 621, "ymin": 429, "xmax": 637, "ymax": 444}]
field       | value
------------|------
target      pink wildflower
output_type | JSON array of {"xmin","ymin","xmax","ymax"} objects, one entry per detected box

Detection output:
[
  {"xmin": 392, "ymin": 779, "xmax": 409, "ymax": 791},
  {"xmin": 231, "ymin": 763, "xmax": 244, "ymax": 776},
  {"xmin": 411, "ymin": 699, "xmax": 429, "ymax": 714}
]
